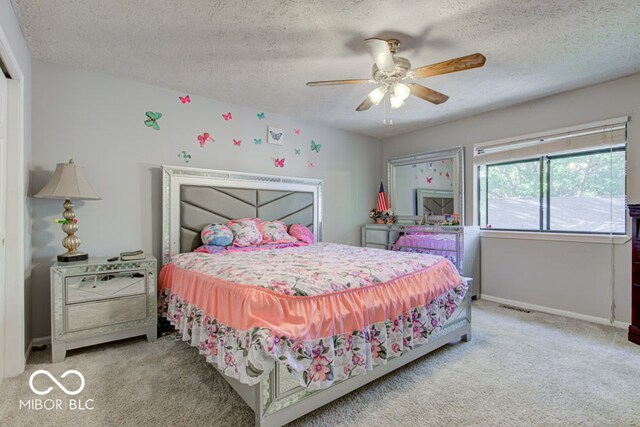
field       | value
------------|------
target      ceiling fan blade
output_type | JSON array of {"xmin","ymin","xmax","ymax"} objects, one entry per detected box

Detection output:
[
  {"xmin": 408, "ymin": 83, "xmax": 449, "ymax": 105},
  {"xmin": 364, "ymin": 38, "xmax": 395, "ymax": 72},
  {"xmin": 356, "ymin": 97, "xmax": 374, "ymax": 112},
  {"xmin": 411, "ymin": 53, "xmax": 486, "ymax": 79},
  {"xmin": 306, "ymin": 79, "xmax": 371, "ymax": 87}
]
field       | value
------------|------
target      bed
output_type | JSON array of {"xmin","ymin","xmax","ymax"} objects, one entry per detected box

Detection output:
[{"xmin": 159, "ymin": 165, "xmax": 472, "ymax": 427}]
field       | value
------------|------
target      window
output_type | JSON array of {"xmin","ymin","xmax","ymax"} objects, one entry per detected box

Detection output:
[{"xmin": 476, "ymin": 120, "xmax": 627, "ymax": 235}]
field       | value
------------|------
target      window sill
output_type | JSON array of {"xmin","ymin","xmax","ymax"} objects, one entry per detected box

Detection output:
[{"xmin": 480, "ymin": 230, "xmax": 630, "ymax": 245}]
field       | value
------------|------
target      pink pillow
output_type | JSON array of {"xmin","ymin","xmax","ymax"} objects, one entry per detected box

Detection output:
[
  {"xmin": 258, "ymin": 220, "xmax": 297, "ymax": 244},
  {"xmin": 227, "ymin": 218, "xmax": 262, "ymax": 247},
  {"xmin": 289, "ymin": 224, "xmax": 314, "ymax": 243}
]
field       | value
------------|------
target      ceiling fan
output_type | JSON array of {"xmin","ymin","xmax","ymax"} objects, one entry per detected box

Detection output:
[{"xmin": 306, "ymin": 38, "xmax": 486, "ymax": 112}]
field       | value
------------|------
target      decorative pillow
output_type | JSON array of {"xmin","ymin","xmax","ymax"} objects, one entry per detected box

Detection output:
[
  {"xmin": 259, "ymin": 220, "xmax": 297, "ymax": 244},
  {"xmin": 200, "ymin": 223, "xmax": 233, "ymax": 246},
  {"xmin": 227, "ymin": 218, "xmax": 262, "ymax": 247},
  {"xmin": 194, "ymin": 245, "xmax": 228, "ymax": 254},
  {"xmin": 288, "ymin": 224, "xmax": 314, "ymax": 244}
]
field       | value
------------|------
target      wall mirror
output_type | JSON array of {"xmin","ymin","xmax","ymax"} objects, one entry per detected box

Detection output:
[{"xmin": 388, "ymin": 147, "xmax": 464, "ymax": 224}]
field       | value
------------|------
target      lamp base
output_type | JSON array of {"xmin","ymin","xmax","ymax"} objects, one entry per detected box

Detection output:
[{"xmin": 57, "ymin": 252, "xmax": 89, "ymax": 262}]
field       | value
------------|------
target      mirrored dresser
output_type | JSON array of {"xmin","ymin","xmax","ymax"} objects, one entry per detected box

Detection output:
[
  {"xmin": 362, "ymin": 223, "xmax": 480, "ymax": 298},
  {"xmin": 50, "ymin": 256, "xmax": 157, "ymax": 363}
]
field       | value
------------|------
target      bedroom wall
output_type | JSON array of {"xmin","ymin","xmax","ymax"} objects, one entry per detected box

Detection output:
[
  {"xmin": 383, "ymin": 72, "xmax": 640, "ymax": 326},
  {"xmin": 29, "ymin": 60, "xmax": 382, "ymax": 340},
  {"xmin": 0, "ymin": 0, "xmax": 31, "ymax": 366}
]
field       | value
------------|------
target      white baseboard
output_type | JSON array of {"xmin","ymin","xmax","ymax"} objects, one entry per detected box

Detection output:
[
  {"xmin": 31, "ymin": 336, "xmax": 51, "ymax": 346},
  {"xmin": 24, "ymin": 341, "xmax": 32, "ymax": 364},
  {"xmin": 481, "ymin": 295, "xmax": 630, "ymax": 330}
]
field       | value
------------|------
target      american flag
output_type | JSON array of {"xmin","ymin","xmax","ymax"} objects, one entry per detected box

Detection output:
[{"xmin": 376, "ymin": 182, "xmax": 388, "ymax": 212}]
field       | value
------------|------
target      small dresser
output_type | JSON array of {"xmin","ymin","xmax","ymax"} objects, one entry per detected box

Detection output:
[
  {"xmin": 362, "ymin": 224, "xmax": 481, "ymax": 298},
  {"xmin": 628, "ymin": 204, "xmax": 640, "ymax": 345},
  {"xmin": 50, "ymin": 256, "xmax": 157, "ymax": 362}
]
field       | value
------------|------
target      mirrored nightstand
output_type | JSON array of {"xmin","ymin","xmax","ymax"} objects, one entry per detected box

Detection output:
[{"xmin": 50, "ymin": 256, "xmax": 157, "ymax": 363}]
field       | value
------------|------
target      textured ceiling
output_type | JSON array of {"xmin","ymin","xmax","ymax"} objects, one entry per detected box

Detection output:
[{"xmin": 12, "ymin": 0, "xmax": 640, "ymax": 139}]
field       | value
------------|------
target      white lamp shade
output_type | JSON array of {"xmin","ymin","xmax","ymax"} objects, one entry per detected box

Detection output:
[
  {"xmin": 34, "ymin": 159, "xmax": 101, "ymax": 200},
  {"xmin": 367, "ymin": 86, "xmax": 387, "ymax": 105},
  {"xmin": 392, "ymin": 83, "xmax": 410, "ymax": 101},
  {"xmin": 390, "ymin": 94, "xmax": 405, "ymax": 109}
]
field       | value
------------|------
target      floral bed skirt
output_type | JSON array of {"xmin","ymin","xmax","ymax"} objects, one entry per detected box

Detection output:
[{"xmin": 159, "ymin": 281, "xmax": 468, "ymax": 390}]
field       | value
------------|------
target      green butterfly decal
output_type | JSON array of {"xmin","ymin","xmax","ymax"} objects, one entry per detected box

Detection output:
[
  {"xmin": 257, "ymin": 112, "xmax": 265, "ymax": 120},
  {"xmin": 294, "ymin": 148, "xmax": 301, "ymax": 155},
  {"xmin": 144, "ymin": 111, "xmax": 162, "ymax": 130},
  {"xmin": 310, "ymin": 140, "xmax": 321, "ymax": 153},
  {"xmin": 177, "ymin": 151, "xmax": 191, "ymax": 163},
  {"xmin": 254, "ymin": 138, "xmax": 262, "ymax": 145}
]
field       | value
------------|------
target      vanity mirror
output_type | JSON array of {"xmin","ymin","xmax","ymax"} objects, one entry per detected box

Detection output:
[{"xmin": 388, "ymin": 147, "xmax": 464, "ymax": 224}]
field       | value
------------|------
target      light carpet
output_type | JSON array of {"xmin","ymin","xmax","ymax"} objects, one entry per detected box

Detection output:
[{"xmin": 1, "ymin": 300, "xmax": 639, "ymax": 426}]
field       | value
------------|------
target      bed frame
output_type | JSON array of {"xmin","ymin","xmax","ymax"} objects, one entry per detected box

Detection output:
[{"xmin": 162, "ymin": 165, "xmax": 472, "ymax": 427}]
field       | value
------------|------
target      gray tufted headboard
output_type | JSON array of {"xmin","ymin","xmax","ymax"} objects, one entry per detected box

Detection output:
[
  {"xmin": 162, "ymin": 166, "xmax": 323, "ymax": 264},
  {"xmin": 180, "ymin": 186, "xmax": 315, "ymax": 252}
]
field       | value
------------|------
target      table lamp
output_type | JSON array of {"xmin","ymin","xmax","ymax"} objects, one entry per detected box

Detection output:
[{"xmin": 34, "ymin": 159, "xmax": 101, "ymax": 262}]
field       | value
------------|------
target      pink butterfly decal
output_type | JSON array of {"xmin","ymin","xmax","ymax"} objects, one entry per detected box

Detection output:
[
  {"xmin": 426, "ymin": 177, "xmax": 433, "ymax": 183},
  {"xmin": 294, "ymin": 128, "xmax": 301, "ymax": 135},
  {"xmin": 222, "ymin": 112, "xmax": 232, "ymax": 121},
  {"xmin": 233, "ymin": 139, "xmax": 241, "ymax": 146},
  {"xmin": 441, "ymin": 160, "xmax": 445, "ymax": 164},
  {"xmin": 439, "ymin": 172, "xmax": 442, "ymax": 176},
  {"xmin": 197, "ymin": 132, "xmax": 213, "ymax": 147},
  {"xmin": 179, "ymin": 95, "xmax": 191, "ymax": 104},
  {"xmin": 307, "ymin": 161, "xmax": 316, "ymax": 168},
  {"xmin": 274, "ymin": 158, "xmax": 285, "ymax": 168},
  {"xmin": 446, "ymin": 172, "xmax": 450, "ymax": 179}
]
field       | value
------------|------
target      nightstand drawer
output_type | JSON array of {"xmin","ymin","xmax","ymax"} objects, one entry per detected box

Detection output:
[
  {"xmin": 65, "ymin": 295, "xmax": 148, "ymax": 332},
  {"xmin": 66, "ymin": 270, "xmax": 147, "ymax": 304}
]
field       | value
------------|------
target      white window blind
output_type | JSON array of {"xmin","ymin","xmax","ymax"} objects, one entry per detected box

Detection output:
[{"xmin": 474, "ymin": 118, "xmax": 628, "ymax": 166}]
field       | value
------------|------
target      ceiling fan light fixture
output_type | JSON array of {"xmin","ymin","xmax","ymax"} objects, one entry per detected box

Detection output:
[
  {"xmin": 392, "ymin": 83, "xmax": 411, "ymax": 101},
  {"xmin": 367, "ymin": 86, "xmax": 387, "ymax": 105},
  {"xmin": 390, "ymin": 93, "xmax": 405, "ymax": 109}
]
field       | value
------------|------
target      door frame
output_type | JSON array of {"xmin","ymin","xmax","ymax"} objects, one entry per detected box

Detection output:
[{"xmin": 0, "ymin": 22, "xmax": 26, "ymax": 378}]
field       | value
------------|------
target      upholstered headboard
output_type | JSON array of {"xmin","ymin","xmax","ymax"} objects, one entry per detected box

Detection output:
[
  {"xmin": 179, "ymin": 186, "xmax": 314, "ymax": 252},
  {"xmin": 162, "ymin": 166, "xmax": 323, "ymax": 264}
]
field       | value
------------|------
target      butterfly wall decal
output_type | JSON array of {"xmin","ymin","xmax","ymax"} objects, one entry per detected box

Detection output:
[
  {"xmin": 439, "ymin": 172, "xmax": 442, "ymax": 176},
  {"xmin": 179, "ymin": 95, "xmax": 190, "ymax": 104},
  {"xmin": 446, "ymin": 172, "xmax": 450, "ymax": 179},
  {"xmin": 412, "ymin": 164, "xmax": 417, "ymax": 168},
  {"xmin": 222, "ymin": 112, "xmax": 233, "ymax": 121},
  {"xmin": 270, "ymin": 131, "xmax": 283, "ymax": 141},
  {"xmin": 267, "ymin": 127, "xmax": 284, "ymax": 145},
  {"xmin": 274, "ymin": 158, "xmax": 285, "ymax": 168},
  {"xmin": 197, "ymin": 132, "xmax": 213, "ymax": 147},
  {"xmin": 233, "ymin": 139, "xmax": 242, "ymax": 146},
  {"xmin": 294, "ymin": 148, "xmax": 301, "ymax": 155},
  {"xmin": 294, "ymin": 128, "xmax": 301, "ymax": 135},
  {"xmin": 257, "ymin": 112, "xmax": 265, "ymax": 120},
  {"xmin": 310, "ymin": 140, "xmax": 321, "ymax": 153},
  {"xmin": 144, "ymin": 111, "xmax": 162, "ymax": 130},
  {"xmin": 307, "ymin": 161, "xmax": 316, "ymax": 168},
  {"xmin": 254, "ymin": 138, "xmax": 262, "ymax": 145},
  {"xmin": 177, "ymin": 151, "xmax": 191, "ymax": 163},
  {"xmin": 426, "ymin": 177, "xmax": 433, "ymax": 183}
]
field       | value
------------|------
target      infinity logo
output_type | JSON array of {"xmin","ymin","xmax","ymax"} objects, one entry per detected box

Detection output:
[{"xmin": 29, "ymin": 370, "xmax": 85, "ymax": 396}]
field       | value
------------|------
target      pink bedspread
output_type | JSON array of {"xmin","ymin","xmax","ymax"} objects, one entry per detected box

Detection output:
[{"xmin": 159, "ymin": 243, "xmax": 467, "ymax": 388}]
